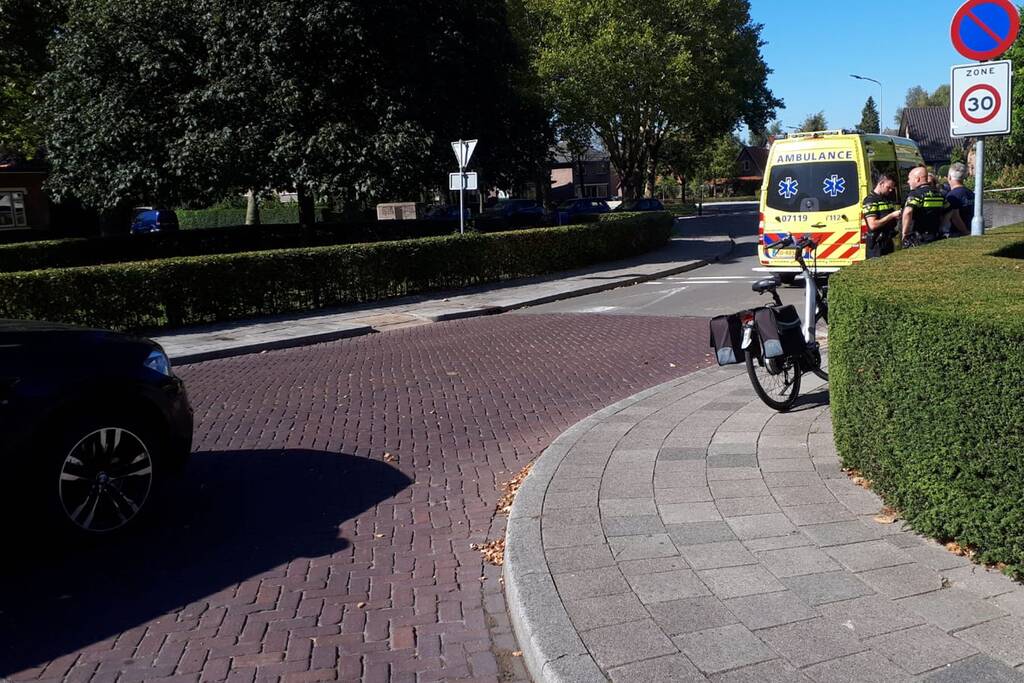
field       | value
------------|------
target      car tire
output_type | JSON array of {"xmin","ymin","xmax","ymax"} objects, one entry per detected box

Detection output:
[
  {"xmin": 778, "ymin": 273, "xmax": 798, "ymax": 286},
  {"xmin": 41, "ymin": 412, "xmax": 164, "ymax": 535}
]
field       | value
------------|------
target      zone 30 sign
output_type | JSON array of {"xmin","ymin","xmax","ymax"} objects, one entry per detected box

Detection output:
[{"xmin": 950, "ymin": 60, "xmax": 1013, "ymax": 137}]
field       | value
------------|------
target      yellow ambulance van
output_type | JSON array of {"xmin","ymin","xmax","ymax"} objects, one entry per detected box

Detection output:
[{"xmin": 758, "ymin": 131, "xmax": 926, "ymax": 276}]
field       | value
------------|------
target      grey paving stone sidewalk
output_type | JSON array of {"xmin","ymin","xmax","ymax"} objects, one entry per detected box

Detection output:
[
  {"xmin": 154, "ymin": 233, "xmax": 732, "ymax": 363},
  {"xmin": 505, "ymin": 364, "xmax": 1024, "ymax": 682}
]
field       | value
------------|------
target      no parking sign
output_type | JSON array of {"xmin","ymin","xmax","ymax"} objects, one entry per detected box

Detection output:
[
  {"xmin": 951, "ymin": 0, "xmax": 1020, "ymax": 61},
  {"xmin": 951, "ymin": 60, "xmax": 1012, "ymax": 136}
]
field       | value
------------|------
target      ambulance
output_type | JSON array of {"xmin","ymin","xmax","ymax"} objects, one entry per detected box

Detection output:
[{"xmin": 758, "ymin": 130, "xmax": 926, "ymax": 278}]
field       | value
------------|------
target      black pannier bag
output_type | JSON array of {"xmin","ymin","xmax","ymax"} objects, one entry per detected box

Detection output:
[
  {"xmin": 754, "ymin": 305, "xmax": 805, "ymax": 359},
  {"xmin": 709, "ymin": 313, "xmax": 745, "ymax": 366}
]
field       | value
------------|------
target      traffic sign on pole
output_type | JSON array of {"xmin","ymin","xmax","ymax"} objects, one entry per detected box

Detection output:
[
  {"xmin": 451, "ymin": 140, "xmax": 478, "ymax": 169},
  {"xmin": 449, "ymin": 172, "xmax": 479, "ymax": 191},
  {"xmin": 951, "ymin": 60, "xmax": 1012, "ymax": 137},
  {"xmin": 951, "ymin": 0, "xmax": 1020, "ymax": 62}
]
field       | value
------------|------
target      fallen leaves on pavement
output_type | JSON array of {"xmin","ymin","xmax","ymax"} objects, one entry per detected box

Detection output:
[
  {"xmin": 496, "ymin": 462, "xmax": 533, "ymax": 515},
  {"xmin": 873, "ymin": 506, "xmax": 900, "ymax": 525},
  {"xmin": 471, "ymin": 538, "xmax": 505, "ymax": 566}
]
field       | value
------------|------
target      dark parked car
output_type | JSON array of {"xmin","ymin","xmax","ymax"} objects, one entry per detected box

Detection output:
[
  {"xmin": 423, "ymin": 205, "xmax": 470, "ymax": 221},
  {"xmin": 555, "ymin": 198, "xmax": 610, "ymax": 224},
  {"xmin": 612, "ymin": 198, "xmax": 666, "ymax": 212},
  {"xmin": 131, "ymin": 207, "xmax": 179, "ymax": 234},
  {"xmin": 474, "ymin": 199, "xmax": 547, "ymax": 230},
  {"xmin": 0, "ymin": 320, "xmax": 193, "ymax": 534}
]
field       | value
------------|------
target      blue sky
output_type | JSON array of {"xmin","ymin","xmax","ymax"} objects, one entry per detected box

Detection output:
[{"xmin": 749, "ymin": 1, "xmax": 986, "ymax": 134}]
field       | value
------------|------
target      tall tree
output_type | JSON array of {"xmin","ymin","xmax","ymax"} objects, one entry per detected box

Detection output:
[
  {"xmin": 798, "ymin": 111, "xmax": 828, "ymax": 132},
  {"xmin": 857, "ymin": 96, "xmax": 880, "ymax": 134},
  {"xmin": 0, "ymin": 0, "xmax": 66, "ymax": 157},
  {"xmin": 41, "ymin": 0, "xmax": 552, "ymax": 225},
  {"xmin": 518, "ymin": 0, "xmax": 780, "ymax": 199},
  {"xmin": 893, "ymin": 84, "xmax": 950, "ymax": 127},
  {"xmin": 748, "ymin": 121, "xmax": 783, "ymax": 147}
]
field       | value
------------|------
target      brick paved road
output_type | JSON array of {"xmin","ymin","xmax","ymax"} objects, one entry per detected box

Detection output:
[{"xmin": 1, "ymin": 313, "xmax": 711, "ymax": 682}]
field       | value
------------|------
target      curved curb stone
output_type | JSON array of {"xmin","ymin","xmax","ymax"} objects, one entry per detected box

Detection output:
[
  {"xmin": 504, "ymin": 363, "xmax": 1024, "ymax": 682},
  {"xmin": 504, "ymin": 371, "xmax": 712, "ymax": 682}
]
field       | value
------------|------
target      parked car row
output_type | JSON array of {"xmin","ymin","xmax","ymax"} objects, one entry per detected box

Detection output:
[{"xmin": 428, "ymin": 196, "xmax": 665, "ymax": 230}]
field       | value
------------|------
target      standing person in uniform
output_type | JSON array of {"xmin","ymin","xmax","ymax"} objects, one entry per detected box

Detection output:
[
  {"xmin": 902, "ymin": 166, "xmax": 968, "ymax": 247},
  {"xmin": 862, "ymin": 172, "xmax": 901, "ymax": 257},
  {"xmin": 944, "ymin": 162, "xmax": 974, "ymax": 238}
]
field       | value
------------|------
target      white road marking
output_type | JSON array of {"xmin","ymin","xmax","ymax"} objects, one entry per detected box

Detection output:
[
  {"xmin": 678, "ymin": 281, "xmax": 736, "ymax": 285},
  {"xmin": 639, "ymin": 286, "xmax": 688, "ymax": 309},
  {"xmin": 673, "ymin": 275, "xmax": 750, "ymax": 280}
]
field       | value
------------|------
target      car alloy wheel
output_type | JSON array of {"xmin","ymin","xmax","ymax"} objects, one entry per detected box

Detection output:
[{"xmin": 58, "ymin": 427, "xmax": 154, "ymax": 532}]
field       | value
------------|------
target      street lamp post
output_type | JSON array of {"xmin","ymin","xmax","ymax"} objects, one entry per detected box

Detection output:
[{"xmin": 850, "ymin": 74, "xmax": 884, "ymax": 133}]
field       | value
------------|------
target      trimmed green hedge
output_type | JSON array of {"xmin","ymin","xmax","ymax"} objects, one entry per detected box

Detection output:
[
  {"xmin": 177, "ymin": 206, "xmax": 305, "ymax": 229},
  {"xmin": 0, "ymin": 212, "xmax": 671, "ymax": 332},
  {"xmin": 829, "ymin": 225, "xmax": 1024, "ymax": 578},
  {"xmin": 0, "ymin": 220, "xmax": 464, "ymax": 273}
]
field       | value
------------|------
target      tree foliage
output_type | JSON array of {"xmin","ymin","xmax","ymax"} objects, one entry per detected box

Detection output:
[
  {"xmin": 979, "ymin": 35, "xmax": 1024, "ymax": 169},
  {"xmin": 518, "ymin": 0, "xmax": 780, "ymax": 198},
  {"xmin": 0, "ymin": 0, "xmax": 65, "ymax": 157},
  {"xmin": 40, "ymin": 0, "xmax": 551, "ymax": 221},
  {"xmin": 857, "ymin": 96, "xmax": 880, "ymax": 134},
  {"xmin": 893, "ymin": 84, "xmax": 950, "ymax": 127},
  {"xmin": 798, "ymin": 111, "xmax": 828, "ymax": 132},
  {"xmin": 748, "ymin": 121, "xmax": 783, "ymax": 148}
]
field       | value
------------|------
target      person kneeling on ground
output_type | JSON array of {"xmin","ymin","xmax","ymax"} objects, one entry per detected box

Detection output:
[
  {"xmin": 902, "ymin": 166, "xmax": 968, "ymax": 247},
  {"xmin": 862, "ymin": 172, "xmax": 901, "ymax": 257}
]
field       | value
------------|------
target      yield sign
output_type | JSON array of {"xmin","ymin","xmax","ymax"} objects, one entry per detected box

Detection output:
[
  {"xmin": 951, "ymin": 0, "xmax": 1020, "ymax": 62},
  {"xmin": 451, "ymin": 139, "xmax": 478, "ymax": 169}
]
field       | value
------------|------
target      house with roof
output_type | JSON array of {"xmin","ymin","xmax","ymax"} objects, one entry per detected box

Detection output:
[
  {"xmin": 732, "ymin": 145, "xmax": 770, "ymax": 195},
  {"xmin": 549, "ymin": 146, "xmax": 621, "ymax": 202},
  {"xmin": 899, "ymin": 107, "xmax": 963, "ymax": 173},
  {"xmin": 0, "ymin": 155, "xmax": 49, "ymax": 235}
]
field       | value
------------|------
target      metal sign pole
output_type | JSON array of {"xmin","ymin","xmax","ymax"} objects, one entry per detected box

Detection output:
[
  {"xmin": 973, "ymin": 139, "xmax": 985, "ymax": 236},
  {"xmin": 458, "ymin": 140, "xmax": 465, "ymax": 235}
]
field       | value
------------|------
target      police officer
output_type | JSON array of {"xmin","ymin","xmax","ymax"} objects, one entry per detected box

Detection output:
[
  {"xmin": 862, "ymin": 172, "xmax": 901, "ymax": 257},
  {"xmin": 944, "ymin": 162, "xmax": 974, "ymax": 237},
  {"xmin": 902, "ymin": 166, "xmax": 967, "ymax": 247}
]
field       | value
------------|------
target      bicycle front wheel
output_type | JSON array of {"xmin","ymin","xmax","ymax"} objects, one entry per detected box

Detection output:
[{"xmin": 746, "ymin": 352, "xmax": 801, "ymax": 412}]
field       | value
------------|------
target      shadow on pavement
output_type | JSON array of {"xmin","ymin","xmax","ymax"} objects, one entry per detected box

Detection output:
[
  {"xmin": 0, "ymin": 449, "xmax": 412, "ymax": 676},
  {"xmin": 792, "ymin": 386, "xmax": 830, "ymax": 411}
]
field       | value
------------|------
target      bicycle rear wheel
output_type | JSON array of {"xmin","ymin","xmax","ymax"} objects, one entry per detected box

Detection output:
[{"xmin": 746, "ymin": 352, "xmax": 801, "ymax": 412}]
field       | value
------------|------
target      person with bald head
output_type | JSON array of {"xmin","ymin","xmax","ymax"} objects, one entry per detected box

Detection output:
[{"xmin": 902, "ymin": 165, "xmax": 967, "ymax": 247}]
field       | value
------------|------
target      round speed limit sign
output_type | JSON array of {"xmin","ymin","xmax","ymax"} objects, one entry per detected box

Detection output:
[
  {"xmin": 951, "ymin": 60, "xmax": 1012, "ymax": 137},
  {"xmin": 960, "ymin": 84, "xmax": 1002, "ymax": 124}
]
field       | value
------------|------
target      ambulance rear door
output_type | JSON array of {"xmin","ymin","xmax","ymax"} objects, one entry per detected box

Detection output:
[{"xmin": 760, "ymin": 139, "xmax": 867, "ymax": 272}]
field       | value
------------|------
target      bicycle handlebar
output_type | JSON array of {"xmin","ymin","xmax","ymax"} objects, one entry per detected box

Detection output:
[{"xmin": 770, "ymin": 236, "xmax": 817, "ymax": 253}]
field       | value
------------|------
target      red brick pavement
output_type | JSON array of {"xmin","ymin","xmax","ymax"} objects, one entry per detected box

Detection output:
[{"xmin": 0, "ymin": 314, "xmax": 711, "ymax": 682}]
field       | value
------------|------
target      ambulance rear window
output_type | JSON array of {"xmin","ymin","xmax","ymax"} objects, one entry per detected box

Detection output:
[{"xmin": 767, "ymin": 162, "xmax": 858, "ymax": 213}]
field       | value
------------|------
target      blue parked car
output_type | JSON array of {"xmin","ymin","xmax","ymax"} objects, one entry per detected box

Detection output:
[
  {"xmin": 555, "ymin": 198, "xmax": 610, "ymax": 225},
  {"xmin": 130, "ymin": 207, "xmax": 179, "ymax": 234}
]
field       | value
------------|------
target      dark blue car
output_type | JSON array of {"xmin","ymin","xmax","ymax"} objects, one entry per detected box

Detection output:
[
  {"xmin": 556, "ymin": 198, "xmax": 610, "ymax": 225},
  {"xmin": 130, "ymin": 207, "xmax": 179, "ymax": 234},
  {"xmin": 0, "ymin": 320, "xmax": 193, "ymax": 534}
]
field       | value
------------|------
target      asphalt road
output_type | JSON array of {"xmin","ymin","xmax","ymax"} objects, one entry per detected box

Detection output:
[{"xmin": 522, "ymin": 208, "xmax": 814, "ymax": 319}]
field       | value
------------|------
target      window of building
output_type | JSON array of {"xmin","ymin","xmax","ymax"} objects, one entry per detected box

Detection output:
[
  {"xmin": 0, "ymin": 190, "xmax": 27, "ymax": 229},
  {"xmin": 583, "ymin": 183, "xmax": 609, "ymax": 198},
  {"xmin": 741, "ymin": 160, "xmax": 751, "ymax": 172}
]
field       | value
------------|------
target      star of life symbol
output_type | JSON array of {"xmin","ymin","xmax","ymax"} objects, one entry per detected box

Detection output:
[
  {"xmin": 778, "ymin": 177, "xmax": 799, "ymax": 199},
  {"xmin": 823, "ymin": 174, "xmax": 846, "ymax": 198}
]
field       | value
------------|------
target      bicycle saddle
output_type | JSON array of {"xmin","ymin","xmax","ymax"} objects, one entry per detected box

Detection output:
[{"xmin": 752, "ymin": 277, "xmax": 780, "ymax": 294}]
